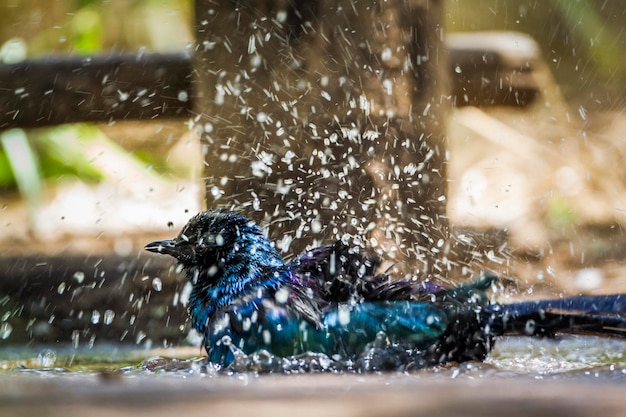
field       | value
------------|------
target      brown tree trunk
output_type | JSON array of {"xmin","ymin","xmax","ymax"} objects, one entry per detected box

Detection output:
[{"xmin": 193, "ymin": 0, "xmax": 449, "ymax": 278}]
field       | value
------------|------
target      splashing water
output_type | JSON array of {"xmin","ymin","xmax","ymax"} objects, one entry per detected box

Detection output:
[
  {"xmin": 0, "ymin": 335, "xmax": 625, "ymax": 381},
  {"xmin": 124, "ymin": 335, "xmax": 626, "ymax": 380},
  {"xmin": 0, "ymin": 322, "xmax": 13, "ymax": 340},
  {"xmin": 37, "ymin": 349, "xmax": 57, "ymax": 367}
]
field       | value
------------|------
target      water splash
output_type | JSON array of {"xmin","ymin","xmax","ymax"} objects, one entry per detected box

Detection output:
[
  {"xmin": 91, "ymin": 310, "xmax": 101, "ymax": 325},
  {"xmin": 73, "ymin": 271, "xmax": 85, "ymax": 284},
  {"xmin": 37, "ymin": 349, "xmax": 57, "ymax": 367},
  {"xmin": 129, "ymin": 335, "xmax": 626, "ymax": 378},
  {"xmin": 0, "ymin": 335, "xmax": 624, "ymax": 381},
  {"xmin": 103, "ymin": 310, "xmax": 115, "ymax": 325},
  {"xmin": 0, "ymin": 322, "xmax": 12, "ymax": 340}
]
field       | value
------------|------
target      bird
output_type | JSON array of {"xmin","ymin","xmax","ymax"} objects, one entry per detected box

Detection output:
[{"xmin": 145, "ymin": 209, "xmax": 626, "ymax": 371}]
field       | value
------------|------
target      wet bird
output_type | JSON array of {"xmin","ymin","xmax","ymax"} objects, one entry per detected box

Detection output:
[{"xmin": 145, "ymin": 210, "xmax": 626, "ymax": 371}]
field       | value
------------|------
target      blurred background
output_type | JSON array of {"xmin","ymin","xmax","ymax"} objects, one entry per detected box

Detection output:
[
  {"xmin": 0, "ymin": 0, "xmax": 625, "ymax": 354},
  {"xmin": 0, "ymin": 0, "xmax": 200, "ymax": 250},
  {"xmin": 0, "ymin": 0, "xmax": 202, "ymax": 352}
]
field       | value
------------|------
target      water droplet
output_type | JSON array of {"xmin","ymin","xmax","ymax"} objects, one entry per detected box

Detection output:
[
  {"xmin": 104, "ymin": 310, "xmax": 115, "ymax": 325},
  {"xmin": 136, "ymin": 331, "xmax": 147, "ymax": 344},
  {"xmin": 338, "ymin": 305, "xmax": 351, "ymax": 326},
  {"xmin": 247, "ymin": 35, "xmax": 256, "ymax": 54},
  {"xmin": 382, "ymin": 79, "xmax": 393, "ymax": 95},
  {"xmin": 250, "ymin": 53, "xmax": 262, "ymax": 68},
  {"xmin": 276, "ymin": 10, "xmax": 287, "ymax": 23},
  {"xmin": 210, "ymin": 186, "xmax": 223, "ymax": 199},
  {"xmin": 71, "ymin": 330, "xmax": 80, "ymax": 348},
  {"xmin": 57, "ymin": 282, "xmax": 66, "ymax": 295},
  {"xmin": 91, "ymin": 310, "xmax": 101, "ymax": 324},
  {"xmin": 152, "ymin": 277, "xmax": 163, "ymax": 292},
  {"xmin": 0, "ymin": 322, "xmax": 12, "ymax": 339},
  {"xmin": 180, "ymin": 282, "xmax": 192, "ymax": 306},
  {"xmin": 37, "ymin": 349, "xmax": 57, "ymax": 367},
  {"xmin": 177, "ymin": 90, "xmax": 189, "ymax": 102},
  {"xmin": 207, "ymin": 265, "xmax": 218, "ymax": 277},
  {"xmin": 275, "ymin": 287, "xmax": 290, "ymax": 304},
  {"xmin": 262, "ymin": 330, "xmax": 271, "ymax": 345},
  {"xmin": 73, "ymin": 271, "xmax": 85, "ymax": 284},
  {"xmin": 311, "ymin": 219, "xmax": 322, "ymax": 234},
  {"xmin": 381, "ymin": 47, "xmax": 392, "ymax": 61}
]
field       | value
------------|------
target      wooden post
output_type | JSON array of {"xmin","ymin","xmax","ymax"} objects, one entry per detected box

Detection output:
[{"xmin": 193, "ymin": 0, "xmax": 449, "ymax": 277}]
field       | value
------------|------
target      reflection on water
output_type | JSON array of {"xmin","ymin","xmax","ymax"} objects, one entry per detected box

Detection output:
[
  {"xmin": 487, "ymin": 335, "xmax": 626, "ymax": 379},
  {"xmin": 2, "ymin": 335, "xmax": 626, "ymax": 381}
]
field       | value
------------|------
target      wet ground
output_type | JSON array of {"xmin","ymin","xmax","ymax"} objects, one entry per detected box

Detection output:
[{"xmin": 2, "ymin": 335, "xmax": 626, "ymax": 416}]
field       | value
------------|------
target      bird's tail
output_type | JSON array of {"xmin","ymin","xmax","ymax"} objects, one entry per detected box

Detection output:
[{"xmin": 483, "ymin": 294, "xmax": 626, "ymax": 337}]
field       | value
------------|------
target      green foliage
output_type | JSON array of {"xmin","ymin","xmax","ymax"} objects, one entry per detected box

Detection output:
[
  {"xmin": 445, "ymin": 0, "xmax": 626, "ymax": 94},
  {"xmin": 131, "ymin": 149, "xmax": 169, "ymax": 175},
  {"xmin": 547, "ymin": 194, "xmax": 577, "ymax": 231},
  {"xmin": 0, "ymin": 150, "xmax": 14, "ymax": 188},
  {"xmin": 30, "ymin": 125, "xmax": 105, "ymax": 183},
  {"xmin": 0, "ymin": 124, "xmax": 108, "ymax": 195},
  {"xmin": 552, "ymin": 0, "xmax": 626, "ymax": 81},
  {"xmin": 70, "ymin": 6, "xmax": 104, "ymax": 54},
  {"xmin": 0, "ymin": 129, "xmax": 42, "ymax": 205}
]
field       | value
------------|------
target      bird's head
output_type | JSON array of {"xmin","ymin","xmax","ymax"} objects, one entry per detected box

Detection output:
[{"xmin": 145, "ymin": 209, "xmax": 268, "ymax": 272}]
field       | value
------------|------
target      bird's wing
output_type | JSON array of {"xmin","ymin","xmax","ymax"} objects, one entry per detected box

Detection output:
[
  {"xmin": 205, "ymin": 288, "xmax": 311, "ymax": 365},
  {"xmin": 207, "ymin": 298, "xmax": 451, "ymax": 365},
  {"xmin": 289, "ymin": 241, "xmax": 419, "ymax": 304},
  {"xmin": 316, "ymin": 301, "xmax": 450, "ymax": 355}
]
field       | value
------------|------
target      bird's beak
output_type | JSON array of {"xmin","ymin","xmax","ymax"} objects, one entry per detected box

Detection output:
[{"xmin": 145, "ymin": 239, "xmax": 178, "ymax": 256}]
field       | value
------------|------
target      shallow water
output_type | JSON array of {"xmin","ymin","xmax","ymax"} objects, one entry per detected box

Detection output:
[
  {"xmin": 2, "ymin": 335, "xmax": 626, "ymax": 380},
  {"xmin": 2, "ymin": 336, "xmax": 626, "ymax": 417},
  {"xmin": 487, "ymin": 335, "xmax": 626, "ymax": 379}
]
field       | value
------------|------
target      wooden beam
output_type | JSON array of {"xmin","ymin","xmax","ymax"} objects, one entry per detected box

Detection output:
[
  {"xmin": 0, "ymin": 53, "xmax": 192, "ymax": 129},
  {"xmin": 0, "ymin": 33, "xmax": 541, "ymax": 130}
]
